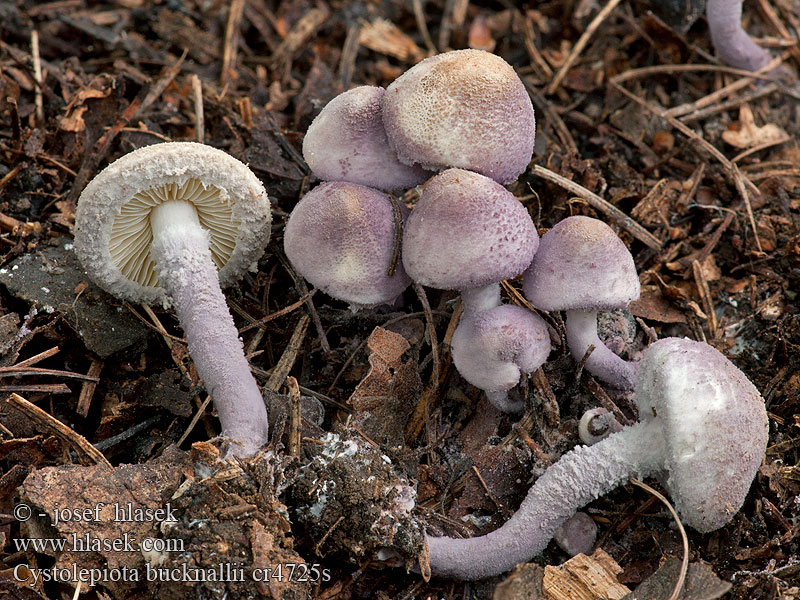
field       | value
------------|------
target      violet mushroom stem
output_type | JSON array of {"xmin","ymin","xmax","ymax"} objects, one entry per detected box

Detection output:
[
  {"xmin": 427, "ymin": 420, "xmax": 664, "ymax": 579},
  {"xmin": 706, "ymin": 0, "xmax": 772, "ymax": 71},
  {"xmin": 565, "ymin": 309, "xmax": 639, "ymax": 390},
  {"xmin": 458, "ymin": 284, "xmax": 523, "ymax": 413},
  {"xmin": 150, "ymin": 200, "xmax": 269, "ymax": 458},
  {"xmin": 460, "ymin": 284, "xmax": 502, "ymax": 314}
]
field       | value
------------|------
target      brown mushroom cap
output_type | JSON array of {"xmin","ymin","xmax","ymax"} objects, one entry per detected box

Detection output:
[
  {"xmin": 523, "ymin": 216, "xmax": 639, "ymax": 312},
  {"xmin": 637, "ymin": 337, "xmax": 769, "ymax": 532},
  {"xmin": 382, "ymin": 49, "xmax": 535, "ymax": 185},
  {"xmin": 402, "ymin": 169, "xmax": 538, "ymax": 290},
  {"xmin": 284, "ymin": 181, "xmax": 412, "ymax": 308}
]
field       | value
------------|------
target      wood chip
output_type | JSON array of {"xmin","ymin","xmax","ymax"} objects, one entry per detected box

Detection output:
[{"xmin": 543, "ymin": 548, "xmax": 631, "ymax": 600}]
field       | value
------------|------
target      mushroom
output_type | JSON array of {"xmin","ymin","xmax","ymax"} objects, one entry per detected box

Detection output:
[
  {"xmin": 553, "ymin": 512, "xmax": 597, "ymax": 557},
  {"xmin": 74, "ymin": 142, "xmax": 272, "ymax": 458},
  {"xmin": 706, "ymin": 0, "xmax": 773, "ymax": 72},
  {"xmin": 426, "ymin": 337, "xmax": 769, "ymax": 579},
  {"xmin": 403, "ymin": 169, "xmax": 548, "ymax": 411},
  {"xmin": 523, "ymin": 216, "xmax": 640, "ymax": 390},
  {"xmin": 382, "ymin": 49, "xmax": 535, "ymax": 185},
  {"xmin": 284, "ymin": 181, "xmax": 412, "ymax": 309},
  {"xmin": 578, "ymin": 407, "xmax": 623, "ymax": 446},
  {"xmin": 302, "ymin": 86, "xmax": 432, "ymax": 191}
]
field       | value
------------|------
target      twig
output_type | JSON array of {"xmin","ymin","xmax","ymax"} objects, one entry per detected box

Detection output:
[
  {"xmin": 666, "ymin": 76, "xmax": 764, "ymax": 118},
  {"xmin": 405, "ymin": 303, "xmax": 459, "ymax": 444},
  {"xmin": 531, "ymin": 165, "xmax": 662, "ymax": 250},
  {"xmin": 0, "ymin": 366, "xmax": 99, "ymax": 382},
  {"xmin": 238, "ymin": 289, "xmax": 316, "ymax": 334},
  {"xmin": 692, "ymin": 260, "xmax": 718, "ymax": 338},
  {"xmin": 266, "ymin": 316, "xmax": 309, "ymax": 392},
  {"xmin": 279, "ymin": 252, "xmax": 330, "ymax": 353},
  {"xmin": 13, "ymin": 347, "xmax": 60, "ymax": 368},
  {"xmin": 521, "ymin": 12, "xmax": 554, "ymax": 80},
  {"xmin": 679, "ymin": 83, "xmax": 779, "ymax": 123},
  {"xmin": 221, "ymin": 0, "xmax": 245, "ymax": 88},
  {"xmin": 287, "ymin": 376, "xmax": 302, "ymax": 457},
  {"xmin": 268, "ymin": 4, "xmax": 329, "ymax": 73},
  {"xmin": 386, "ymin": 195, "xmax": 404, "ymax": 277},
  {"xmin": 531, "ymin": 368, "xmax": 559, "ymax": 427},
  {"xmin": 412, "ymin": 0, "xmax": 437, "ymax": 56},
  {"xmin": 315, "ymin": 515, "xmax": 344, "ymax": 556},
  {"xmin": 0, "ymin": 384, "xmax": 71, "ymax": 394},
  {"xmin": 6, "ymin": 393, "xmax": 111, "ymax": 468},
  {"xmin": 30, "ymin": 30, "xmax": 44, "ymax": 125},
  {"xmin": 610, "ymin": 60, "xmax": 783, "ymax": 84},
  {"xmin": 472, "ymin": 465, "xmax": 508, "ymax": 516},
  {"xmin": 338, "ymin": 21, "xmax": 362, "ymax": 89},
  {"xmin": 630, "ymin": 478, "xmax": 689, "ymax": 600},
  {"xmin": 583, "ymin": 373, "xmax": 634, "ymax": 426},
  {"xmin": 76, "ymin": 359, "xmax": 103, "ymax": 417},
  {"xmin": 756, "ymin": 0, "xmax": 800, "ymax": 66},
  {"xmin": 191, "ymin": 74, "xmax": 204, "ymax": 143},
  {"xmin": 414, "ymin": 283, "xmax": 440, "ymax": 385},
  {"xmin": 177, "ymin": 395, "xmax": 212, "ymax": 448},
  {"xmin": 547, "ymin": 0, "xmax": 623, "ymax": 95},
  {"xmin": 140, "ymin": 305, "xmax": 215, "ymax": 438}
]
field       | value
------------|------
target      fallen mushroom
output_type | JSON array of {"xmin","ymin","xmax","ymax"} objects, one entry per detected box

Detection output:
[
  {"xmin": 403, "ymin": 169, "xmax": 548, "ymax": 411},
  {"xmin": 523, "ymin": 216, "xmax": 640, "ymax": 390},
  {"xmin": 284, "ymin": 181, "xmax": 412, "ymax": 309},
  {"xmin": 426, "ymin": 337, "xmax": 769, "ymax": 579},
  {"xmin": 302, "ymin": 86, "xmax": 432, "ymax": 191},
  {"xmin": 578, "ymin": 407, "xmax": 623, "ymax": 446},
  {"xmin": 706, "ymin": 0, "xmax": 773, "ymax": 72},
  {"xmin": 382, "ymin": 49, "xmax": 536, "ymax": 185},
  {"xmin": 74, "ymin": 142, "xmax": 271, "ymax": 458}
]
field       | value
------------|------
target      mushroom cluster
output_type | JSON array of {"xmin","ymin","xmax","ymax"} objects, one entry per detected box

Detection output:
[
  {"xmin": 286, "ymin": 48, "xmax": 769, "ymax": 581},
  {"xmin": 289, "ymin": 48, "xmax": 543, "ymax": 408}
]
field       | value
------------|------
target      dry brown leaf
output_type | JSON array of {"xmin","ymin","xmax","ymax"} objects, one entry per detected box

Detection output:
[
  {"xmin": 358, "ymin": 18, "xmax": 423, "ymax": 62},
  {"xmin": 58, "ymin": 87, "xmax": 111, "ymax": 132},
  {"xmin": 722, "ymin": 104, "xmax": 788, "ymax": 149},
  {"xmin": 348, "ymin": 326, "xmax": 422, "ymax": 447}
]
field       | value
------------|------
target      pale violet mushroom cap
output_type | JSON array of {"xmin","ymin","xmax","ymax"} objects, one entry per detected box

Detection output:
[
  {"xmin": 402, "ymin": 168, "xmax": 538, "ymax": 290},
  {"xmin": 451, "ymin": 304, "xmax": 550, "ymax": 402},
  {"xmin": 284, "ymin": 181, "xmax": 412, "ymax": 308},
  {"xmin": 636, "ymin": 337, "xmax": 769, "ymax": 532},
  {"xmin": 523, "ymin": 216, "xmax": 639, "ymax": 312},
  {"xmin": 302, "ymin": 86, "xmax": 432, "ymax": 191},
  {"xmin": 74, "ymin": 142, "xmax": 271, "ymax": 306},
  {"xmin": 382, "ymin": 49, "xmax": 535, "ymax": 185}
]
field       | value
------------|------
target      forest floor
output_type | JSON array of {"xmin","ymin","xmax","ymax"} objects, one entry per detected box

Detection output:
[{"xmin": 0, "ymin": 0, "xmax": 799, "ymax": 599}]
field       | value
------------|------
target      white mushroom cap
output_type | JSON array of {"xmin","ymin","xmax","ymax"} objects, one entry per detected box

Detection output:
[
  {"xmin": 74, "ymin": 142, "xmax": 271, "ymax": 306},
  {"xmin": 636, "ymin": 337, "xmax": 769, "ymax": 532}
]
